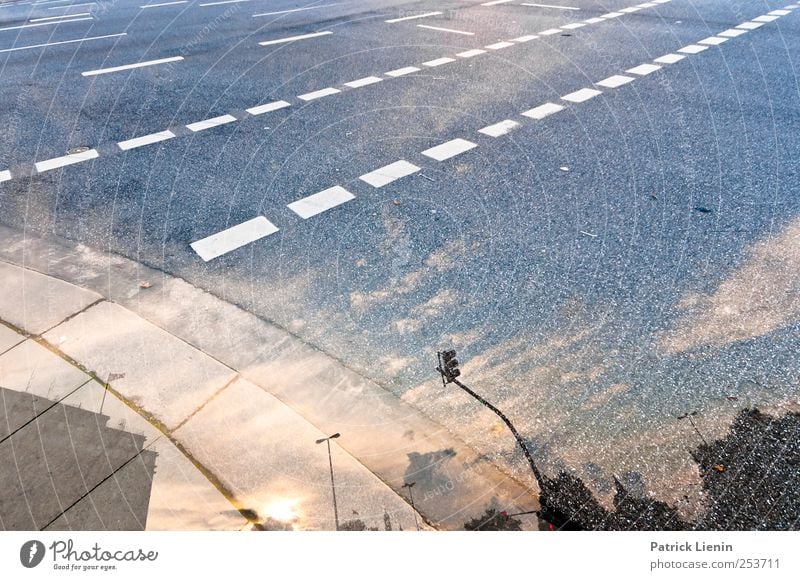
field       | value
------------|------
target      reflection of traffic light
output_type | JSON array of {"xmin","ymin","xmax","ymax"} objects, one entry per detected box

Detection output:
[{"xmin": 440, "ymin": 350, "xmax": 461, "ymax": 382}]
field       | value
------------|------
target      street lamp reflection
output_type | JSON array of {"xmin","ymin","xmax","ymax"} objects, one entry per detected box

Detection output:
[{"xmin": 264, "ymin": 498, "xmax": 299, "ymax": 523}]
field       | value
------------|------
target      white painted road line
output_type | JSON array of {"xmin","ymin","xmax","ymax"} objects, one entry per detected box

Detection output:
[
  {"xmin": 422, "ymin": 57, "xmax": 455, "ymax": 67},
  {"xmin": 344, "ymin": 76, "xmax": 382, "ymax": 88},
  {"xmin": 654, "ymin": 53, "xmax": 686, "ymax": 64},
  {"xmin": 596, "ymin": 74, "xmax": 634, "ymax": 88},
  {"xmin": 117, "ymin": 130, "xmax": 175, "ymax": 151},
  {"xmin": 478, "ymin": 119, "xmax": 519, "ymax": 137},
  {"xmin": 259, "ymin": 31, "xmax": 332, "ymax": 46},
  {"xmin": 360, "ymin": 160, "xmax": 419, "ymax": 188},
  {"xmin": 0, "ymin": 170, "xmax": 11, "ymax": 183},
  {"xmin": 562, "ymin": 88, "xmax": 602, "ymax": 103},
  {"xmin": 298, "ymin": 87, "xmax": 340, "ymax": 101},
  {"xmin": 511, "ymin": 34, "xmax": 538, "ymax": 42},
  {"xmin": 81, "ymin": 56, "xmax": 183, "ymax": 77},
  {"xmin": 522, "ymin": 102, "xmax": 564, "ymax": 119},
  {"xmin": 561, "ymin": 22, "xmax": 586, "ymax": 29},
  {"xmin": 769, "ymin": 9, "xmax": 792, "ymax": 15},
  {"xmin": 0, "ymin": 32, "xmax": 126, "ymax": 53},
  {"xmin": 386, "ymin": 66, "xmax": 419, "ymax": 77},
  {"xmin": 35, "ymin": 149, "xmax": 98, "ymax": 173},
  {"xmin": 186, "ymin": 114, "xmax": 237, "ymax": 132},
  {"xmin": 619, "ymin": 6, "xmax": 642, "ymax": 13},
  {"xmin": 190, "ymin": 217, "xmax": 278, "ymax": 262},
  {"xmin": 481, "ymin": 0, "xmax": 513, "ymax": 5},
  {"xmin": 698, "ymin": 36, "xmax": 728, "ymax": 45},
  {"xmin": 385, "ymin": 11, "xmax": 441, "ymax": 23},
  {"xmin": 601, "ymin": 12, "xmax": 624, "ymax": 18},
  {"xmin": 47, "ymin": 2, "xmax": 94, "ymax": 8},
  {"xmin": 736, "ymin": 22, "xmax": 764, "ymax": 30},
  {"xmin": 485, "ymin": 41, "xmax": 514, "ymax": 49},
  {"xmin": 422, "ymin": 138, "xmax": 477, "ymax": 161},
  {"xmin": 0, "ymin": 17, "xmax": 92, "ymax": 31},
  {"xmin": 521, "ymin": 3, "xmax": 579, "ymax": 10},
  {"xmin": 584, "ymin": 17, "xmax": 604, "ymax": 24},
  {"xmin": 417, "ymin": 24, "xmax": 474, "ymax": 35},
  {"xmin": 539, "ymin": 28, "xmax": 561, "ymax": 35},
  {"xmin": 246, "ymin": 100, "xmax": 291, "ymax": 115},
  {"xmin": 30, "ymin": 12, "xmax": 90, "ymax": 21},
  {"xmin": 626, "ymin": 63, "xmax": 662, "ymax": 75},
  {"xmin": 718, "ymin": 28, "xmax": 748, "ymax": 38},
  {"xmin": 457, "ymin": 48, "xmax": 486, "ymax": 58},
  {"xmin": 253, "ymin": 3, "xmax": 340, "ymax": 17},
  {"xmin": 141, "ymin": 1, "xmax": 187, "ymax": 7},
  {"xmin": 677, "ymin": 44, "xmax": 708, "ymax": 54},
  {"xmin": 288, "ymin": 186, "xmax": 354, "ymax": 219},
  {"xmin": 752, "ymin": 15, "xmax": 779, "ymax": 22}
]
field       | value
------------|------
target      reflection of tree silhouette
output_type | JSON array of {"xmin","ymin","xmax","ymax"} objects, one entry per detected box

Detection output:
[
  {"xmin": 339, "ymin": 519, "xmax": 378, "ymax": 531},
  {"xmin": 470, "ymin": 409, "xmax": 799, "ymax": 531},
  {"xmin": 463, "ymin": 508, "xmax": 522, "ymax": 531},
  {"xmin": 404, "ymin": 448, "xmax": 457, "ymax": 489}
]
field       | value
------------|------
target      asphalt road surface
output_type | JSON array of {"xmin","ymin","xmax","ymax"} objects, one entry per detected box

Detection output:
[{"xmin": 1, "ymin": 0, "xmax": 798, "ymax": 510}]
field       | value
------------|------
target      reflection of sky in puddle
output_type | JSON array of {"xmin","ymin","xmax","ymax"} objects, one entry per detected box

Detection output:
[{"xmin": 263, "ymin": 498, "xmax": 300, "ymax": 523}]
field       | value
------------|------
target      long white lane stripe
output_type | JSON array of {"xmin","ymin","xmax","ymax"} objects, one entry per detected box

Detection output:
[
  {"xmin": 522, "ymin": 102, "xmax": 564, "ymax": 119},
  {"xmin": 478, "ymin": 119, "xmax": 519, "ymax": 137},
  {"xmin": 35, "ymin": 149, "xmax": 98, "ymax": 173},
  {"xmin": 0, "ymin": 170, "xmax": 11, "ymax": 183},
  {"xmin": 141, "ymin": 1, "xmax": 188, "ymax": 7},
  {"xmin": 562, "ymin": 88, "xmax": 602, "ymax": 103},
  {"xmin": 385, "ymin": 66, "xmax": 419, "ymax": 77},
  {"xmin": 385, "ymin": 11, "xmax": 441, "ymax": 23},
  {"xmin": 481, "ymin": 0, "xmax": 513, "ymax": 5},
  {"xmin": 0, "ymin": 32, "xmax": 126, "ymax": 53},
  {"xmin": 259, "ymin": 31, "xmax": 332, "ymax": 46},
  {"xmin": 0, "ymin": 17, "xmax": 92, "ymax": 31},
  {"xmin": 186, "ymin": 114, "xmax": 237, "ymax": 132},
  {"xmin": 422, "ymin": 138, "xmax": 477, "ymax": 161},
  {"xmin": 253, "ymin": 3, "xmax": 340, "ymax": 17},
  {"xmin": 118, "ymin": 130, "xmax": 175, "ymax": 151},
  {"xmin": 288, "ymin": 186, "xmax": 354, "ymax": 219},
  {"xmin": 30, "ymin": 12, "xmax": 90, "ymax": 21},
  {"xmin": 521, "ymin": 3, "xmax": 579, "ymax": 9},
  {"xmin": 246, "ymin": 100, "xmax": 290, "ymax": 115},
  {"xmin": 191, "ymin": 217, "xmax": 278, "ymax": 262},
  {"xmin": 298, "ymin": 87, "xmax": 340, "ymax": 101},
  {"xmin": 417, "ymin": 24, "xmax": 474, "ymax": 35},
  {"xmin": 82, "ymin": 56, "xmax": 183, "ymax": 76},
  {"xmin": 360, "ymin": 160, "xmax": 420, "ymax": 188},
  {"xmin": 344, "ymin": 76, "xmax": 382, "ymax": 88}
]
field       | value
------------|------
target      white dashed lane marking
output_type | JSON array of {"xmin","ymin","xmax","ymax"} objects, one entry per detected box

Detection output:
[
  {"xmin": 601, "ymin": 12, "xmax": 624, "ymax": 19},
  {"xmin": 562, "ymin": 88, "xmax": 602, "ymax": 103},
  {"xmin": 190, "ymin": 217, "xmax": 279, "ymax": 262},
  {"xmin": 718, "ymin": 28, "xmax": 748, "ymax": 38},
  {"xmin": 522, "ymin": 102, "xmax": 564, "ymax": 119},
  {"xmin": 385, "ymin": 11, "xmax": 442, "ymax": 23},
  {"xmin": 344, "ymin": 76, "xmax": 383, "ymax": 88},
  {"xmin": 386, "ymin": 66, "xmax": 419, "ymax": 77},
  {"xmin": 422, "ymin": 138, "xmax": 477, "ymax": 161},
  {"xmin": 626, "ymin": 63, "xmax": 662, "ymax": 75},
  {"xmin": 186, "ymin": 114, "xmax": 237, "ymax": 132},
  {"xmin": 298, "ymin": 87, "xmax": 341, "ymax": 101},
  {"xmin": 654, "ymin": 53, "xmax": 686, "ymax": 64},
  {"xmin": 539, "ymin": 29, "xmax": 562, "ymax": 35},
  {"xmin": 0, "ymin": 17, "xmax": 92, "ymax": 31},
  {"xmin": 479, "ymin": 120, "xmax": 520, "ymax": 137},
  {"xmin": 457, "ymin": 49, "xmax": 486, "ymax": 58},
  {"xmin": 81, "ymin": 56, "xmax": 183, "ymax": 77},
  {"xmin": 35, "ymin": 149, "xmax": 98, "ymax": 173},
  {"xmin": 0, "ymin": 170, "xmax": 11, "ymax": 183},
  {"xmin": 0, "ymin": 33, "xmax": 126, "ymax": 54},
  {"xmin": 117, "ymin": 130, "xmax": 175, "ymax": 151},
  {"xmin": 678, "ymin": 44, "xmax": 709, "ymax": 54},
  {"xmin": 752, "ymin": 15, "xmax": 779, "ymax": 22},
  {"xmin": 259, "ymin": 31, "xmax": 332, "ymax": 46},
  {"xmin": 30, "ymin": 12, "xmax": 91, "ymax": 22},
  {"xmin": 140, "ymin": 1, "xmax": 187, "ymax": 8},
  {"xmin": 698, "ymin": 36, "xmax": 728, "ymax": 45},
  {"xmin": 736, "ymin": 22, "xmax": 764, "ymax": 30},
  {"xmin": 288, "ymin": 186, "xmax": 355, "ymax": 219},
  {"xmin": 561, "ymin": 22, "xmax": 586, "ymax": 29},
  {"xmin": 511, "ymin": 34, "xmax": 538, "ymax": 42},
  {"xmin": 481, "ymin": 0, "xmax": 513, "ymax": 5},
  {"xmin": 253, "ymin": 3, "xmax": 341, "ymax": 17},
  {"xmin": 596, "ymin": 75, "xmax": 635, "ymax": 88},
  {"xmin": 521, "ymin": 3, "xmax": 579, "ymax": 10},
  {"xmin": 246, "ymin": 100, "xmax": 291, "ymax": 115},
  {"xmin": 584, "ymin": 17, "xmax": 605, "ymax": 24},
  {"xmin": 423, "ymin": 57, "xmax": 455, "ymax": 67},
  {"xmin": 417, "ymin": 24, "xmax": 475, "ymax": 35},
  {"xmin": 360, "ymin": 160, "xmax": 420, "ymax": 188},
  {"xmin": 485, "ymin": 41, "xmax": 515, "ymax": 49}
]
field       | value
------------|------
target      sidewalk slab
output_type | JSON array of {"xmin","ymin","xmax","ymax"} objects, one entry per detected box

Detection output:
[
  {"xmin": 0, "ymin": 261, "xmax": 101, "ymax": 335},
  {"xmin": 43, "ymin": 301, "xmax": 237, "ymax": 431},
  {"xmin": 0, "ymin": 324, "xmax": 23, "ymax": 354},
  {"xmin": 174, "ymin": 378, "xmax": 422, "ymax": 531}
]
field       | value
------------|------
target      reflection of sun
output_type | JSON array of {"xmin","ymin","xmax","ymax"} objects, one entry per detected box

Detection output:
[{"xmin": 264, "ymin": 499, "xmax": 299, "ymax": 522}]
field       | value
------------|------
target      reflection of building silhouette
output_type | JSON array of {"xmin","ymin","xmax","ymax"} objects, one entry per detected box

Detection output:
[
  {"xmin": 0, "ymin": 387, "xmax": 157, "ymax": 530},
  {"xmin": 383, "ymin": 509, "xmax": 392, "ymax": 531}
]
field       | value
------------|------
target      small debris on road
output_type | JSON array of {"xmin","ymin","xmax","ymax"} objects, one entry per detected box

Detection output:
[
  {"xmin": 139, "ymin": 280, "xmax": 152, "ymax": 289},
  {"xmin": 420, "ymin": 173, "xmax": 436, "ymax": 182},
  {"xmin": 559, "ymin": 166, "xmax": 569, "ymax": 172},
  {"xmin": 393, "ymin": 199, "xmax": 402, "ymax": 206},
  {"xmin": 693, "ymin": 206, "xmax": 713, "ymax": 214},
  {"xmin": 580, "ymin": 231, "xmax": 597, "ymax": 238}
]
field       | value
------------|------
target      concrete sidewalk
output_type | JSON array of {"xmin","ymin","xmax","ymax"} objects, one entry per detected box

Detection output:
[{"xmin": 0, "ymin": 225, "xmax": 540, "ymax": 531}]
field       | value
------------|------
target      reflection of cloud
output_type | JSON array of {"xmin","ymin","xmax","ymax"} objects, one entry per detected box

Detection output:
[
  {"xmin": 349, "ymin": 240, "xmax": 465, "ymax": 313},
  {"xmin": 582, "ymin": 383, "xmax": 630, "ymax": 411},
  {"xmin": 411, "ymin": 288, "xmax": 458, "ymax": 318},
  {"xmin": 393, "ymin": 318, "xmax": 423, "ymax": 334},
  {"xmin": 660, "ymin": 218, "xmax": 800, "ymax": 353},
  {"xmin": 379, "ymin": 355, "xmax": 416, "ymax": 377},
  {"xmin": 405, "ymin": 448, "xmax": 457, "ymax": 489}
]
